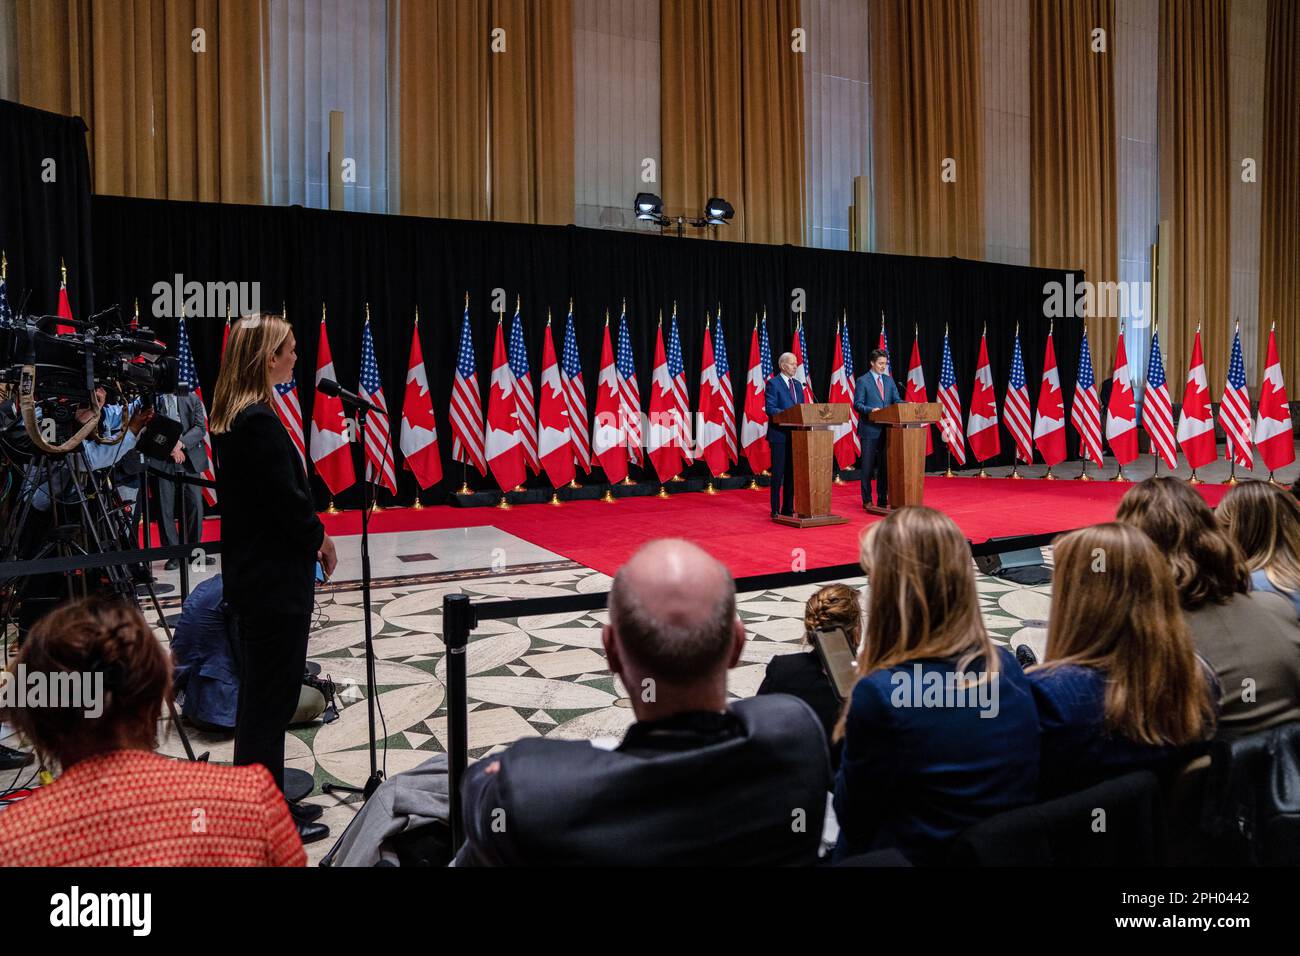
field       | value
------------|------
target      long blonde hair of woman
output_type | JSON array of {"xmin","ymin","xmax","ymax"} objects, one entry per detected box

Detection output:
[
  {"xmin": 833, "ymin": 506, "xmax": 997, "ymax": 742},
  {"xmin": 1037, "ymin": 522, "xmax": 1214, "ymax": 746},
  {"xmin": 209, "ymin": 313, "xmax": 292, "ymax": 435},
  {"xmin": 1216, "ymin": 480, "xmax": 1300, "ymax": 595}
]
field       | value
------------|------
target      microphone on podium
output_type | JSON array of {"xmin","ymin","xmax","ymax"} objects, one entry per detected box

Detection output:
[{"xmin": 316, "ymin": 377, "xmax": 375, "ymax": 412}]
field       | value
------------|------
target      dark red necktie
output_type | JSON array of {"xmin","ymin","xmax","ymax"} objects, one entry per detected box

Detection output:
[{"xmin": 788, "ymin": 378, "xmax": 798, "ymax": 403}]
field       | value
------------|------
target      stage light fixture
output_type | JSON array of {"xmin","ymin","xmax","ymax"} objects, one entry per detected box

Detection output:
[
  {"xmin": 635, "ymin": 192, "xmax": 665, "ymax": 221},
  {"xmin": 705, "ymin": 197, "xmax": 734, "ymax": 225}
]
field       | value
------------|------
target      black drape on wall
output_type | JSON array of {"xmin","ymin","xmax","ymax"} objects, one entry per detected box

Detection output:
[
  {"xmin": 91, "ymin": 195, "xmax": 1083, "ymax": 509},
  {"xmin": 0, "ymin": 99, "xmax": 95, "ymax": 321}
]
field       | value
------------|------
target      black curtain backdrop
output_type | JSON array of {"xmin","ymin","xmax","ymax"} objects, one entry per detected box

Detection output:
[
  {"xmin": 90, "ymin": 195, "xmax": 1085, "ymax": 510},
  {"xmin": 0, "ymin": 99, "xmax": 95, "ymax": 323}
]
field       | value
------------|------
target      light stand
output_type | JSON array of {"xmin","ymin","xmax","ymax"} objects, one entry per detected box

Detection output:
[{"xmin": 322, "ymin": 399, "xmax": 385, "ymax": 802}]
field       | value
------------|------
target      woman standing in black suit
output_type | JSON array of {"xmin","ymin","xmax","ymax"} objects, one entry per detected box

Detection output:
[{"xmin": 209, "ymin": 313, "xmax": 337, "ymax": 845}]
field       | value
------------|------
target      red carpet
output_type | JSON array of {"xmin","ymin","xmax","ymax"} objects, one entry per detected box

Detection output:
[{"xmin": 299, "ymin": 477, "xmax": 1230, "ymax": 578}]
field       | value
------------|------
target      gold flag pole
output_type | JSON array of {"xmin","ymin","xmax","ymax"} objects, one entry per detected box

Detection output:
[
  {"xmin": 457, "ymin": 292, "xmax": 474, "ymax": 496},
  {"xmin": 566, "ymin": 296, "xmax": 582, "ymax": 490}
]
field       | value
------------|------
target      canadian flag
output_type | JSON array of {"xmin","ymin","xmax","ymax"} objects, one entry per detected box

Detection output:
[
  {"xmin": 56, "ymin": 261, "xmax": 74, "ymax": 335},
  {"xmin": 967, "ymin": 332, "xmax": 1000, "ymax": 462},
  {"xmin": 1255, "ymin": 325, "xmax": 1296, "ymax": 471},
  {"xmin": 1176, "ymin": 329, "xmax": 1216, "ymax": 470},
  {"xmin": 696, "ymin": 316, "xmax": 729, "ymax": 477},
  {"xmin": 647, "ymin": 317, "xmax": 685, "ymax": 483},
  {"xmin": 309, "ymin": 311, "xmax": 357, "ymax": 497},
  {"xmin": 485, "ymin": 319, "xmax": 527, "ymax": 492},
  {"xmin": 1105, "ymin": 325, "xmax": 1139, "ymax": 465},
  {"xmin": 905, "ymin": 334, "xmax": 933, "ymax": 456},
  {"xmin": 538, "ymin": 316, "xmax": 576, "ymax": 489},
  {"xmin": 1033, "ymin": 331, "xmax": 1066, "ymax": 466},
  {"xmin": 830, "ymin": 321, "xmax": 859, "ymax": 470},
  {"xmin": 740, "ymin": 318, "xmax": 772, "ymax": 473},
  {"xmin": 398, "ymin": 315, "xmax": 443, "ymax": 489},
  {"xmin": 592, "ymin": 317, "xmax": 628, "ymax": 484}
]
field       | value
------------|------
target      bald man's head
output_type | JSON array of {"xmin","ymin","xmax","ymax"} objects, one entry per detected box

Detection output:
[{"xmin": 608, "ymin": 539, "xmax": 738, "ymax": 683}]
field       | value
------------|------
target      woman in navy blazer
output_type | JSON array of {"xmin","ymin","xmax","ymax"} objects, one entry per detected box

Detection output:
[
  {"xmin": 1027, "ymin": 523, "xmax": 1217, "ymax": 799},
  {"xmin": 832, "ymin": 506, "xmax": 1040, "ymax": 865}
]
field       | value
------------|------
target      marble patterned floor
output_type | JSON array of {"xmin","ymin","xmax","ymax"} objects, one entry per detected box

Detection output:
[{"xmin": 2, "ymin": 526, "xmax": 1055, "ymax": 867}]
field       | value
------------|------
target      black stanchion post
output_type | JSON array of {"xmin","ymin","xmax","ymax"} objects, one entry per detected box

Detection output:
[
  {"xmin": 442, "ymin": 592, "xmax": 475, "ymax": 852},
  {"xmin": 175, "ymin": 472, "xmax": 190, "ymax": 601}
]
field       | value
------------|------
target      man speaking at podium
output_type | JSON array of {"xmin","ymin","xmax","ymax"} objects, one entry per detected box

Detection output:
[
  {"xmin": 854, "ymin": 349, "xmax": 902, "ymax": 510},
  {"xmin": 764, "ymin": 352, "xmax": 806, "ymax": 518}
]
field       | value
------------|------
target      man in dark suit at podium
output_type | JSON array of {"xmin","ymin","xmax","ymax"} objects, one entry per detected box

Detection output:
[
  {"xmin": 764, "ymin": 352, "xmax": 806, "ymax": 518},
  {"xmin": 854, "ymin": 349, "xmax": 902, "ymax": 509}
]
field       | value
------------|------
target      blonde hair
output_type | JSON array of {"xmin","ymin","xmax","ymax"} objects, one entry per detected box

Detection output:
[
  {"xmin": 209, "ymin": 313, "xmax": 292, "ymax": 434},
  {"xmin": 1038, "ymin": 523, "xmax": 1214, "ymax": 746},
  {"xmin": 834, "ymin": 506, "xmax": 997, "ymax": 741},
  {"xmin": 804, "ymin": 584, "xmax": 862, "ymax": 646},
  {"xmin": 1217, "ymin": 480, "xmax": 1300, "ymax": 595}
]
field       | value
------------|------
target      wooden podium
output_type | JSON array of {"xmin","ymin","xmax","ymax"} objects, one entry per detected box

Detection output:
[
  {"xmin": 867, "ymin": 402, "xmax": 942, "ymax": 512},
  {"xmin": 771, "ymin": 403, "xmax": 850, "ymax": 528}
]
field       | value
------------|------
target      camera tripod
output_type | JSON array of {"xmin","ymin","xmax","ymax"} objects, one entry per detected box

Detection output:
[{"xmin": 0, "ymin": 443, "xmax": 204, "ymax": 762}]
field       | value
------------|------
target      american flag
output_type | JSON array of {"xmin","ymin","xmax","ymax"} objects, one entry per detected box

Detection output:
[
  {"xmin": 713, "ymin": 313, "xmax": 737, "ymax": 463},
  {"xmin": 1071, "ymin": 329, "xmax": 1103, "ymax": 466},
  {"xmin": 359, "ymin": 315, "xmax": 397, "ymax": 494},
  {"xmin": 174, "ymin": 314, "xmax": 218, "ymax": 505},
  {"xmin": 759, "ymin": 313, "xmax": 773, "ymax": 379},
  {"xmin": 0, "ymin": 273, "xmax": 11, "ymax": 328},
  {"xmin": 450, "ymin": 304, "xmax": 487, "ymax": 475},
  {"xmin": 1221, "ymin": 325, "xmax": 1253, "ymax": 468},
  {"xmin": 1005, "ymin": 332, "xmax": 1033, "ymax": 463},
  {"xmin": 616, "ymin": 307, "xmax": 642, "ymax": 464},
  {"xmin": 938, "ymin": 331, "xmax": 966, "ymax": 464},
  {"xmin": 1142, "ymin": 329, "xmax": 1178, "ymax": 468},
  {"xmin": 797, "ymin": 319, "xmax": 816, "ymax": 401},
  {"xmin": 561, "ymin": 309, "xmax": 591, "ymax": 472},
  {"xmin": 509, "ymin": 305, "xmax": 539, "ymax": 473},
  {"xmin": 878, "ymin": 320, "xmax": 890, "ymax": 375},
  {"xmin": 272, "ymin": 377, "xmax": 307, "ymax": 470},
  {"xmin": 668, "ymin": 308, "xmax": 692, "ymax": 459},
  {"xmin": 842, "ymin": 318, "xmax": 860, "ymax": 443}
]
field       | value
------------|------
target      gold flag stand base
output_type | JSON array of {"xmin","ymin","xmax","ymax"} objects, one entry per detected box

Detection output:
[
  {"xmin": 457, "ymin": 482, "xmax": 472, "ymax": 495},
  {"xmin": 567, "ymin": 480, "xmax": 581, "ymax": 490},
  {"xmin": 761, "ymin": 469, "xmax": 771, "ymax": 477},
  {"xmin": 1226, "ymin": 473, "xmax": 1240, "ymax": 486},
  {"xmin": 601, "ymin": 489, "xmax": 617, "ymax": 504},
  {"xmin": 1009, "ymin": 465, "xmax": 1023, "ymax": 480},
  {"xmin": 1188, "ymin": 470, "xmax": 1204, "ymax": 485},
  {"xmin": 496, "ymin": 495, "xmax": 512, "ymax": 510},
  {"xmin": 833, "ymin": 474, "xmax": 844, "ymax": 485},
  {"xmin": 326, "ymin": 499, "xmax": 340, "ymax": 514},
  {"xmin": 976, "ymin": 466, "xmax": 988, "ymax": 479},
  {"xmin": 1043, "ymin": 467, "xmax": 1056, "ymax": 481},
  {"xmin": 1110, "ymin": 467, "xmax": 1129, "ymax": 482},
  {"xmin": 670, "ymin": 474, "xmax": 686, "ymax": 483},
  {"xmin": 944, "ymin": 467, "xmax": 956, "ymax": 478},
  {"xmin": 1077, "ymin": 467, "xmax": 1094, "ymax": 482},
  {"xmin": 704, "ymin": 482, "xmax": 718, "ymax": 495},
  {"xmin": 620, "ymin": 476, "xmax": 636, "ymax": 486},
  {"xmin": 549, "ymin": 493, "xmax": 562, "ymax": 507},
  {"xmin": 411, "ymin": 497, "xmax": 424, "ymax": 510},
  {"xmin": 657, "ymin": 485, "xmax": 670, "ymax": 499},
  {"xmin": 747, "ymin": 479, "xmax": 760, "ymax": 490},
  {"xmin": 371, "ymin": 501, "xmax": 383, "ymax": 513},
  {"xmin": 1268, "ymin": 472, "xmax": 1280, "ymax": 486}
]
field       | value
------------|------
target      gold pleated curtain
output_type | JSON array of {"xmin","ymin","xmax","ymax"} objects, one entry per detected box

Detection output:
[
  {"xmin": 660, "ymin": 0, "xmax": 805, "ymax": 246},
  {"xmin": 396, "ymin": 0, "xmax": 573, "ymax": 225},
  {"xmin": 1029, "ymin": 0, "xmax": 1118, "ymax": 376},
  {"xmin": 15, "ymin": 0, "xmax": 266, "ymax": 204},
  {"xmin": 1158, "ymin": 0, "xmax": 1230, "ymax": 389},
  {"xmin": 1258, "ymin": 0, "xmax": 1300, "ymax": 384},
  {"xmin": 869, "ymin": 0, "xmax": 984, "ymax": 260}
]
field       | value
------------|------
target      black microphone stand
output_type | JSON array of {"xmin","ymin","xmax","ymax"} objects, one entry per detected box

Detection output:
[{"xmin": 322, "ymin": 400, "xmax": 384, "ymax": 802}]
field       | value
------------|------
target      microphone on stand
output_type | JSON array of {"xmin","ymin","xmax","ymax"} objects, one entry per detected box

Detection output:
[{"xmin": 316, "ymin": 377, "xmax": 375, "ymax": 412}]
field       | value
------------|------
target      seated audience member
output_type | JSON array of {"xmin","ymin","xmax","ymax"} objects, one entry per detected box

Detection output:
[
  {"xmin": 456, "ymin": 538, "xmax": 832, "ymax": 866},
  {"xmin": 832, "ymin": 506, "xmax": 1040, "ymax": 865},
  {"xmin": 1027, "ymin": 523, "xmax": 1217, "ymax": 798},
  {"xmin": 1117, "ymin": 477, "xmax": 1300, "ymax": 737},
  {"xmin": 1217, "ymin": 480, "xmax": 1300, "ymax": 619},
  {"xmin": 0, "ymin": 597, "xmax": 304, "ymax": 867},
  {"xmin": 757, "ymin": 583, "xmax": 860, "ymax": 769}
]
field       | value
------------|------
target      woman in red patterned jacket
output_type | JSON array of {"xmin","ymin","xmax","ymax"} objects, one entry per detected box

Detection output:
[{"xmin": 0, "ymin": 596, "xmax": 304, "ymax": 866}]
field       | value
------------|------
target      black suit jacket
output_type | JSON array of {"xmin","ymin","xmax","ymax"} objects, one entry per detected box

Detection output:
[
  {"xmin": 758, "ymin": 650, "xmax": 844, "ymax": 769},
  {"xmin": 457, "ymin": 695, "xmax": 832, "ymax": 866},
  {"xmin": 213, "ymin": 402, "xmax": 324, "ymax": 616}
]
